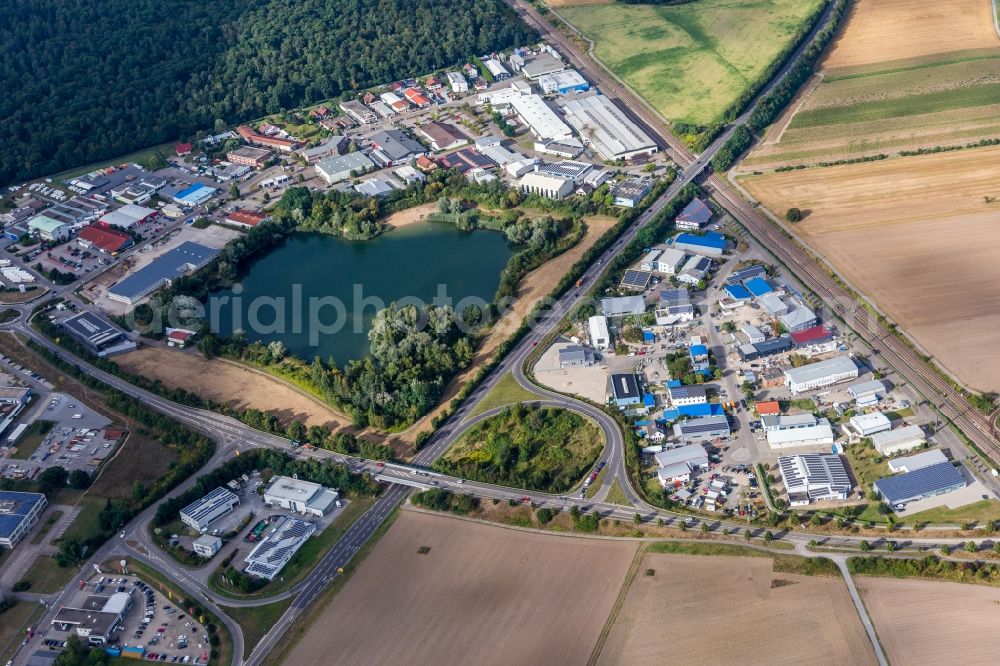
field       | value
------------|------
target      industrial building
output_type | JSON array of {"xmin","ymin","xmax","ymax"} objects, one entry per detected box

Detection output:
[
  {"xmin": 872, "ymin": 424, "xmax": 927, "ymax": 456},
  {"xmin": 559, "ymin": 344, "xmax": 594, "ymax": 368},
  {"xmin": 780, "ymin": 306, "xmax": 818, "ymax": 333},
  {"xmin": 172, "ymin": 184, "xmax": 218, "ymax": 207},
  {"xmin": 758, "ymin": 293, "xmax": 788, "ymax": 317},
  {"xmin": 619, "ymin": 269, "xmax": 652, "ymax": 291},
  {"xmin": 98, "ymin": 204, "xmax": 157, "ymax": 230},
  {"xmin": 60, "ymin": 311, "xmax": 127, "ymax": 353},
  {"xmin": 764, "ymin": 414, "xmax": 835, "ymax": 448},
  {"xmin": 652, "ymin": 247, "xmax": 687, "ymax": 274},
  {"xmin": 588, "ymin": 315, "xmax": 610, "ymax": 350},
  {"xmin": 538, "ymin": 69, "xmax": 590, "ymax": 94},
  {"xmin": 77, "ymin": 224, "xmax": 134, "ymax": 254},
  {"xmin": 481, "ymin": 57, "xmax": 510, "ymax": 80},
  {"xmin": 355, "ymin": 178, "xmax": 396, "ymax": 197},
  {"xmin": 510, "ymin": 94, "xmax": 573, "ymax": 141},
  {"xmin": 416, "ymin": 122, "xmax": 470, "ymax": 152},
  {"xmin": 675, "ymin": 197, "xmax": 712, "ymax": 230},
  {"xmin": 28, "ymin": 215, "xmax": 70, "ymax": 241},
  {"xmin": 673, "ymin": 231, "xmax": 727, "ymax": 258},
  {"xmin": 107, "ymin": 242, "xmax": 220, "ymax": 305},
  {"xmin": 737, "ymin": 336, "xmax": 794, "ymax": 362},
  {"xmin": 655, "ymin": 444, "xmax": 709, "ymax": 486},
  {"xmin": 610, "ymin": 177, "xmax": 653, "ymax": 207},
  {"xmin": 600, "ymin": 295, "xmax": 645, "ymax": 317},
  {"xmin": 193, "ymin": 534, "xmax": 222, "ymax": 558},
  {"xmin": 298, "ymin": 136, "xmax": 347, "ymax": 163},
  {"xmin": 0, "ymin": 490, "xmax": 47, "ymax": 548},
  {"xmin": 263, "ymin": 475, "xmax": 339, "ymax": 517},
  {"xmin": 244, "ymin": 516, "xmax": 316, "ymax": 580},
  {"xmin": 315, "ymin": 152, "xmax": 376, "ymax": 184},
  {"xmin": 562, "ymin": 95, "xmax": 657, "ymax": 161},
  {"xmin": 676, "ymin": 255, "xmax": 711, "ymax": 286},
  {"xmin": 611, "ymin": 373, "xmax": 641, "ymax": 408},
  {"xmin": 227, "ymin": 146, "xmax": 271, "ymax": 168},
  {"xmin": 225, "ymin": 209, "xmax": 269, "ymax": 228},
  {"xmin": 724, "ymin": 284, "xmax": 753, "ymax": 304},
  {"xmin": 476, "ymin": 135, "xmax": 521, "ymax": 166},
  {"xmin": 778, "ymin": 454, "xmax": 851, "ymax": 505},
  {"xmin": 446, "ymin": 71, "xmax": 469, "ymax": 94},
  {"xmin": 180, "ymin": 486, "xmax": 240, "ymax": 532},
  {"xmin": 339, "ymin": 100, "xmax": 376, "ymax": 124},
  {"xmin": 887, "ymin": 448, "xmax": 946, "ymax": 474},
  {"xmin": 369, "ymin": 129, "xmax": 426, "ymax": 166},
  {"xmin": 784, "ymin": 356, "xmax": 859, "ymax": 393},
  {"xmin": 667, "ymin": 384, "xmax": 707, "ymax": 406},
  {"xmin": 848, "ymin": 379, "xmax": 888, "ymax": 407},
  {"xmin": 518, "ymin": 171, "xmax": 574, "ymax": 199},
  {"xmin": 849, "ymin": 412, "xmax": 892, "ymax": 438},
  {"xmin": 874, "ymin": 461, "xmax": 967, "ymax": 507},
  {"xmin": 673, "ymin": 415, "xmax": 730, "ymax": 442},
  {"xmin": 51, "ymin": 592, "xmax": 132, "ymax": 645},
  {"xmin": 535, "ymin": 159, "xmax": 592, "ymax": 184},
  {"xmin": 519, "ymin": 52, "xmax": 564, "ymax": 79}
]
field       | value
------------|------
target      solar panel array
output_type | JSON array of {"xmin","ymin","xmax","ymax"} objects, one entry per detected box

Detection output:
[
  {"xmin": 620, "ymin": 270, "xmax": 651, "ymax": 289},
  {"xmin": 874, "ymin": 461, "xmax": 966, "ymax": 505},
  {"xmin": 244, "ymin": 516, "xmax": 317, "ymax": 580}
]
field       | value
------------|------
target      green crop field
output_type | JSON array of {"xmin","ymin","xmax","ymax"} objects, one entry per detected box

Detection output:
[{"xmin": 556, "ymin": 0, "xmax": 824, "ymax": 128}]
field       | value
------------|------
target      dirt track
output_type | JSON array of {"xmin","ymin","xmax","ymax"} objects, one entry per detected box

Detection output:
[
  {"xmin": 598, "ymin": 553, "xmax": 874, "ymax": 665},
  {"xmin": 821, "ymin": 0, "xmax": 999, "ymax": 69},
  {"xmin": 858, "ymin": 577, "xmax": 1000, "ymax": 665},
  {"xmin": 741, "ymin": 146, "xmax": 1000, "ymax": 392},
  {"xmin": 284, "ymin": 510, "xmax": 637, "ymax": 666}
]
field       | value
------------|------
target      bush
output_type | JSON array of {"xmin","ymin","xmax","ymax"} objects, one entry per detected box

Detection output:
[
  {"xmin": 785, "ymin": 207, "xmax": 802, "ymax": 222},
  {"xmin": 536, "ymin": 507, "xmax": 555, "ymax": 525}
]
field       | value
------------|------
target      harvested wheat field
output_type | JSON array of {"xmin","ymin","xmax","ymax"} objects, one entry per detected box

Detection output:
[
  {"xmin": 822, "ymin": 0, "xmax": 999, "ymax": 69},
  {"xmin": 741, "ymin": 146, "xmax": 1000, "ymax": 391},
  {"xmin": 858, "ymin": 577, "xmax": 1000, "ymax": 666},
  {"xmin": 284, "ymin": 510, "xmax": 637, "ymax": 666},
  {"xmin": 597, "ymin": 552, "xmax": 874, "ymax": 665},
  {"xmin": 115, "ymin": 347, "xmax": 347, "ymax": 428}
]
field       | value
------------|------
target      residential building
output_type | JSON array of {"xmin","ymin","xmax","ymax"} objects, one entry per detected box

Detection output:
[
  {"xmin": 611, "ymin": 373, "xmax": 641, "ymax": 408},
  {"xmin": 519, "ymin": 171, "xmax": 574, "ymax": 199},
  {"xmin": 640, "ymin": 249, "xmax": 661, "ymax": 272},
  {"xmin": 653, "ymin": 247, "xmax": 687, "ymax": 274},
  {"xmin": 675, "ymin": 198, "xmax": 712, "ymax": 230},
  {"xmin": 610, "ymin": 178, "xmax": 653, "ymax": 207},
  {"xmin": 872, "ymin": 425, "xmax": 927, "ymax": 456},
  {"xmin": 236, "ymin": 125, "xmax": 298, "ymax": 152},
  {"xmin": 263, "ymin": 475, "xmax": 339, "ymax": 516},
  {"xmin": 667, "ymin": 384, "xmax": 707, "ymax": 406},
  {"xmin": 403, "ymin": 87, "xmax": 432, "ymax": 108},
  {"xmin": 416, "ymin": 122, "xmax": 469, "ymax": 152},
  {"xmin": 887, "ymin": 448, "xmax": 946, "ymax": 474},
  {"xmin": 225, "ymin": 209, "xmax": 269, "ymax": 228},
  {"xmin": 559, "ymin": 344, "xmax": 594, "ymax": 368},
  {"xmin": 339, "ymin": 100, "xmax": 376, "ymax": 124},
  {"xmin": 784, "ymin": 356, "xmax": 859, "ymax": 394},
  {"xmin": 380, "ymin": 91, "xmax": 409, "ymax": 113},
  {"xmin": 538, "ymin": 69, "xmax": 590, "ymax": 94},
  {"xmin": 601, "ymin": 295, "xmax": 645, "ymax": 317},
  {"xmin": 755, "ymin": 400, "xmax": 781, "ymax": 416},
  {"xmin": 179, "ymin": 487, "xmax": 239, "ymax": 532},
  {"xmin": 27, "ymin": 215, "xmax": 69, "ymax": 241},
  {"xmin": 0, "ymin": 490, "xmax": 47, "ymax": 548},
  {"xmin": 510, "ymin": 94, "xmax": 573, "ymax": 141},
  {"xmin": 108, "ymin": 242, "xmax": 220, "ymax": 305},
  {"xmin": 226, "ymin": 146, "xmax": 271, "ymax": 168},
  {"xmin": 244, "ymin": 516, "xmax": 316, "ymax": 580},
  {"xmin": 314, "ymin": 152, "xmax": 376, "ymax": 184},
  {"xmin": 778, "ymin": 454, "xmax": 852, "ymax": 505},
  {"xmin": 673, "ymin": 231, "xmax": 727, "ymax": 258},
  {"xmin": 562, "ymin": 94, "xmax": 657, "ymax": 161},
  {"xmin": 764, "ymin": 415, "xmax": 835, "ymax": 449},
  {"xmin": 588, "ymin": 315, "xmax": 610, "ymax": 350},
  {"xmin": 655, "ymin": 444, "xmax": 709, "ymax": 486},
  {"xmin": 446, "ymin": 71, "xmax": 469, "ymax": 94},
  {"xmin": 874, "ymin": 461, "xmax": 966, "ymax": 507},
  {"xmin": 77, "ymin": 224, "xmax": 133, "ymax": 254},
  {"xmin": 672, "ymin": 415, "xmax": 730, "ymax": 442},
  {"xmin": 369, "ymin": 129, "xmax": 426, "ymax": 166},
  {"xmin": 849, "ymin": 412, "xmax": 892, "ymax": 438},
  {"xmin": 689, "ymin": 343, "xmax": 709, "ymax": 372},
  {"xmin": 192, "ymin": 534, "xmax": 222, "ymax": 558}
]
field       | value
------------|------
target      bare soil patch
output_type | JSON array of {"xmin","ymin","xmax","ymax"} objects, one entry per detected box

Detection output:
[
  {"xmin": 858, "ymin": 577, "xmax": 1000, "ymax": 666},
  {"xmin": 284, "ymin": 510, "xmax": 637, "ymax": 666},
  {"xmin": 114, "ymin": 346, "xmax": 348, "ymax": 428},
  {"xmin": 383, "ymin": 202, "xmax": 439, "ymax": 228},
  {"xmin": 741, "ymin": 146, "xmax": 1000, "ymax": 391},
  {"xmin": 599, "ymin": 553, "xmax": 874, "ymax": 665},
  {"xmin": 821, "ymin": 0, "xmax": 1000, "ymax": 69}
]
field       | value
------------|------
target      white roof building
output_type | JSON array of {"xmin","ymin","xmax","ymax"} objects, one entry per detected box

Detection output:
[
  {"xmin": 518, "ymin": 171, "xmax": 574, "ymax": 199},
  {"xmin": 446, "ymin": 71, "xmax": 469, "ymax": 93},
  {"xmin": 562, "ymin": 94, "xmax": 658, "ymax": 161},
  {"xmin": 872, "ymin": 424, "xmax": 927, "ymax": 456},
  {"xmin": 887, "ymin": 448, "xmax": 946, "ymax": 473},
  {"xmin": 482, "ymin": 58, "xmax": 510, "ymax": 80},
  {"xmin": 653, "ymin": 247, "xmax": 687, "ymax": 274},
  {"xmin": 476, "ymin": 135, "xmax": 521, "ymax": 166},
  {"xmin": 588, "ymin": 315, "xmax": 610, "ymax": 350},
  {"xmin": 784, "ymin": 356, "xmax": 859, "ymax": 394},
  {"xmin": 510, "ymin": 94, "xmax": 573, "ymax": 141},
  {"xmin": 765, "ymin": 416, "xmax": 835, "ymax": 449},
  {"xmin": 263, "ymin": 475, "xmax": 339, "ymax": 517},
  {"xmin": 655, "ymin": 444, "xmax": 709, "ymax": 487},
  {"xmin": 849, "ymin": 412, "xmax": 892, "ymax": 438},
  {"xmin": 778, "ymin": 454, "xmax": 851, "ymax": 505}
]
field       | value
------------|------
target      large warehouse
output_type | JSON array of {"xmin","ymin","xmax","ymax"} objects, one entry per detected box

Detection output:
[
  {"xmin": 778, "ymin": 454, "xmax": 851, "ymax": 505},
  {"xmin": 784, "ymin": 356, "xmax": 859, "ymax": 394},
  {"xmin": 562, "ymin": 95, "xmax": 658, "ymax": 161},
  {"xmin": 315, "ymin": 152, "xmax": 376, "ymax": 184},
  {"xmin": 180, "ymin": 486, "xmax": 240, "ymax": 532},
  {"xmin": 673, "ymin": 415, "xmax": 730, "ymax": 442},
  {"xmin": 871, "ymin": 424, "xmax": 927, "ymax": 456},
  {"xmin": 763, "ymin": 414, "xmax": 835, "ymax": 449},
  {"xmin": 0, "ymin": 490, "xmax": 47, "ymax": 548},
  {"xmin": 874, "ymin": 461, "xmax": 967, "ymax": 507},
  {"xmin": 510, "ymin": 94, "xmax": 573, "ymax": 142},
  {"xmin": 262, "ymin": 476, "xmax": 339, "ymax": 517},
  {"xmin": 244, "ymin": 516, "xmax": 316, "ymax": 580},
  {"xmin": 107, "ymin": 241, "xmax": 219, "ymax": 305}
]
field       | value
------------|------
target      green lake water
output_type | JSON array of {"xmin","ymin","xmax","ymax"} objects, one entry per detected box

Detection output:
[{"xmin": 209, "ymin": 222, "xmax": 513, "ymax": 363}]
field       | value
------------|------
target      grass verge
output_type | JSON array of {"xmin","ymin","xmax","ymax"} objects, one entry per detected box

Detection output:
[
  {"xmin": 605, "ymin": 478, "xmax": 629, "ymax": 506},
  {"xmin": 0, "ymin": 602, "xmax": 45, "ymax": 665},
  {"xmin": 221, "ymin": 599, "xmax": 294, "ymax": 660},
  {"xmin": 30, "ymin": 509, "xmax": 63, "ymax": 545},
  {"xmin": 467, "ymin": 373, "xmax": 540, "ymax": 417},
  {"xmin": 17, "ymin": 555, "xmax": 76, "ymax": 594}
]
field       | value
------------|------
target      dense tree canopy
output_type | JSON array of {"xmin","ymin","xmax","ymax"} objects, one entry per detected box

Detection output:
[{"xmin": 0, "ymin": 0, "xmax": 536, "ymax": 186}]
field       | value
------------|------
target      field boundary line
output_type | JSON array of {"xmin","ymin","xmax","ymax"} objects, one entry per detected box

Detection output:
[
  {"xmin": 993, "ymin": 0, "xmax": 1000, "ymax": 39},
  {"xmin": 587, "ymin": 544, "xmax": 646, "ymax": 666}
]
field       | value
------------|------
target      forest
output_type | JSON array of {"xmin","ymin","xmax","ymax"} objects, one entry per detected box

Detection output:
[{"xmin": 0, "ymin": 0, "xmax": 535, "ymax": 186}]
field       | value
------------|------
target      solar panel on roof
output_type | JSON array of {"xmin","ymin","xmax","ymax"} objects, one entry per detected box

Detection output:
[{"xmin": 621, "ymin": 270, "xmax": 652, "ymax": 287}]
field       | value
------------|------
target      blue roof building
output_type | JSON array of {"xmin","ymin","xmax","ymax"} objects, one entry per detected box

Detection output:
[
  {"xmin": 642, "ymin": 330, "xmax": 655, "ymax": 343},
  {"xmin": 665, "ymin": 379, "xmax": 683, "ymax": 388},
  {"xmin": 643, "ymin": 393, "xmax": 656, "ymax": 408},
  {"xmin": 611, "ymin": 373, "xmax": 641, "ymax": 408},
  {"xmin": 674, "ymin": 231, "xmax": 727, "ymax": 257},
  {"xmin": 689, "ymin": 344, "xmax": 709, "ymax": 372},
  {"xmin": 0, "ymin": 490, "xmax": 48, "ymax": 548},
  {"xmin": 873, "ymin": 461, "xmax": 967, "ymax": 506},
  {"xmin": 724, "ymin": 284, "xmax": 752, "ymax": 301},
  {"xmin": 677, "ymin": 403, "xmax": 724, "ymax": 418},
  {"xmin": 745, "ymin": 277, "xmax": 774, "ymax": 297},
  {"xmin": 173, "ymin": 184, "xmax": 218, "ymax": 206}
]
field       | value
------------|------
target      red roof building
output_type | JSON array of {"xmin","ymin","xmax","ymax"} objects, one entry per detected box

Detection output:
[
  {"xmin": 789, "ymin": 325, "xmax": 834, "ymax": 347},
  {"xmin": 175, "ymin": 143, "xmax": 192, "ymax": 156},
  {"xmin": 236, "ymin": 125, "xmax": 298, "ymax": 152},
  {"xmin": 78, "ymin": 223, "xmax": 134, "ymax": 254},
  {"xmin": 415, "ymin": 155, "xmax": 439, "ymax": 172},
  {"xmin": 167, "ymin": 330, "xmax": 195, "ymax": 348},
  {"xmin": 225, "ymin": 209, "xmax": 269, "ymax": 228},
  {"xmin": 403, "ymin": 88, "xmax": 431, "ymax": 107},
  {"xmin": 755, "ymin": 400, "xmax": 780, "ymax": 416}
]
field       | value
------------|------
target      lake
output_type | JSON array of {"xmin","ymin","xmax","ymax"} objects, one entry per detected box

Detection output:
[{"xmin": 208, "ymin": 223, "xmax": 514, "ymax": 363}]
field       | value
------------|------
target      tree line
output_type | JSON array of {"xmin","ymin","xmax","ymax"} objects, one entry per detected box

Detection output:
[{"xmin": 0, "ymin": 0, "xmax": 536, "ymax": 187}]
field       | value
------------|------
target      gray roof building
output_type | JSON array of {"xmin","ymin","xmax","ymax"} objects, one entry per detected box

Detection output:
[
  {"xmin": 369, "ymin": 129, "xmax": 426, "ymax": 165},
  {"xmin": 107, "ymin": 242, "xmax": 219, "ymax": 305},
  {"xmin": 673, "ymin": 415, "xmax": 730, "ymax": 442},
  {"xmin": 874, "ymin": 461, "xmax": 966, "ymax": 506},
  {"xmin": 559, "ymin": 344, "xmax": 594, "ymax": 368},
  {"xmin": 315, "ymin": 152, "xmax": 376, "ymax": 184},
  {"xmin": 601, "ymin": 295, "xmax": 645, "ymax": 317},
  {"xmin": 778, "ymin": 454, "xmax": 851, "ymax": 505},
  {"xmin": 61, "ymin": 311, "xmax": 125, "ymax": 351}
]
